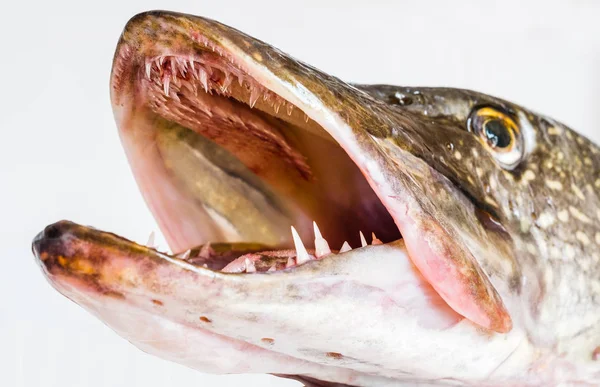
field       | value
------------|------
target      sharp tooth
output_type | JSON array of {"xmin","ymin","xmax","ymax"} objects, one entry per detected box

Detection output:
[
  {"xmin": 339, "ymin": 241, "xmax": 352, "ymax": 253},
  {"xmin": 245, "ymin": 258, "xmax": 256, "ymax": 273},
  {"xmin": 171, "ymin": 72, "xmax": 181, "ymax": 86},
  {"xmin": 371, "ymin": 232, "xmax": 383, "ymax": 245},
  {"xmin": 147, "ymin": 231, "xmax": 156, "ymax": 248},
  {"xmin": 291, "ymin": 226, "xmax": 311, "ymax": 264},
  {"xmin": 179, "ymin": 249, "xmax": 191, "ymax": 260},
  {"xmin": 268, "ymin": 265, "xmax": 277, "ymax": 272},
  {"xmin": 249, "ymin": 86, "xmax": 260, "ymax": 108},
  {"xmin": 158, "ymin": 56, "xmax": 164, "ymax": 66},
  {"xmin": 163, "ymin": 76, "xmax": 170, "ymax": 96},
  {"xmin": 359, "ymin": 231, "xmax": 367, "ymax": 247},
  {"xmin": 286, "ymin": 104, "xmax": 294, "ymax": 116},
  {"xmin": 170, "ymin": 58, "xmax": 178, "ymax": 76},
  {"xmin": 286, "ymin": 256, "xmax": 295, "ymax": 268},
  {"xmin": 198, "ymin": 68, "xmax": 209, "ymax": 92},
  {"xmin": 238, "ymin": 76, "xmax": 244, "ymax": 87},
  {"xmin": 313, "ymin": 221, "xmax": 331, "ymax": 258},
  {"xmin": 274, "ymin": 101, "xmax": 281, "ymax": 114},
  {"xmin": 304, "ymin": 113, "xmax": 310, "ymax": 123},
  {"xmin": 190, "ymin": 63, "xmax": 199, "ymax": 80},
  {"xmin": 145, "ymin": 61, "xmax": 152, "ymax": 79},
  {"xmin": 221, "ymin": 73, "xmax": 233, "ymax": 92}
]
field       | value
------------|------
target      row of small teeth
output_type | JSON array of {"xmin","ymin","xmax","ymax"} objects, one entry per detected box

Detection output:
[
  {"xmin": 145, "ymin": 55, "xmax": 309, "ymax": 122},
  {"xmin": 222, "ymin": 222, "xmax": 383, "ymax": 274},
  {"xmin": 145, "ymin": 221, "xmax": 383, "ymax": 273},
  {"xmin": 285, "ymin": 221, "xmax": 383, "ymax": 267}
]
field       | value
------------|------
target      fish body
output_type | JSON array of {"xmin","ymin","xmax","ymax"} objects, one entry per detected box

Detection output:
[{"xmin": 32, "ymin": 10, "xmax": 600, "ymax": 386}]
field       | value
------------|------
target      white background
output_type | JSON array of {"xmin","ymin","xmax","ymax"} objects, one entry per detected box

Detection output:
[{"xmin": 2, "ymin": 1, "xmax": 600, "ymax": 386}]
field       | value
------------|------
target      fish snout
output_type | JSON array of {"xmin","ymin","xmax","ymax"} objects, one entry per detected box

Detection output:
[{"xmin": 31, "ymin": 221, "xmax": 83, "ymax": 273}]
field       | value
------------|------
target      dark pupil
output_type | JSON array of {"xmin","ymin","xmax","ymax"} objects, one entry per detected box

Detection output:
[{"xmin": 483, "ymin": 119, "xmax": 512, "ymax": 148}]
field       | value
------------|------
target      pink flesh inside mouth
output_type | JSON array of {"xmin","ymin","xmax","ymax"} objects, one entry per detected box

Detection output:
[
  {"xmin": 111, "ymin": 28, "xmax": 511, "ymax": 333},
  {"xmin": 116, "ymin": 46, "xmax": 403, "ymax": 272},
  {"xmin": 134, "ymin": 51, "xmax": 400, "ymax": 272}
]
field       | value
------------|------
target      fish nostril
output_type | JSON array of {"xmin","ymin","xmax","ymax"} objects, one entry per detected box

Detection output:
[
  {"xmin": 31, "ymin": 221, "xmax": 70, "ymax": 259},
  {"xmin": 43, "ymin": 223, "xmax": 64, "ymax": 240}
]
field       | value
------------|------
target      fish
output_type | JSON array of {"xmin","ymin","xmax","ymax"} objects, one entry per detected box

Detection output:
[{"xmin": 31, "ymin": 10, "xmax": 600, "ymax": 386}]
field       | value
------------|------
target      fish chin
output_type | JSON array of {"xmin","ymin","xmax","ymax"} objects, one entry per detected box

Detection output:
[{"xmin": 33, "ymin": 10, "xmax": 541, "ymax": 386}]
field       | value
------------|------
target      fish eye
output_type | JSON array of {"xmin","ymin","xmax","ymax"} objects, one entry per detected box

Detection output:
[{"xmin": 468, "ymin": 106, "xmax": 524, "ymax": 169}]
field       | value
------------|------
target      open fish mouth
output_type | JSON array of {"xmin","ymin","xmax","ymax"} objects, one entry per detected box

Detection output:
[
  {"xmin": 31, "ymin": 10, "xmax": 531, "ymax": 385},
  {"xmin": 113, "ymin": 36, "xmax": 403, "ymax": 273},
  {"xmin": 109, "ymin": 13, "xmax": 409, "ymax": 276}
]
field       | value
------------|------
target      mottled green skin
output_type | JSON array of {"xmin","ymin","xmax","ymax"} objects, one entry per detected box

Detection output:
[{"xmin": 357, "ymin": 85, "xmax": 600, "ymax": 349}]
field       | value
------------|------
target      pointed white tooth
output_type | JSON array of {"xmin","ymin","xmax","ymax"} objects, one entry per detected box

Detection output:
[
  {"xmin": 268, "ymin": 265, "xmax": 277, "ymax": 272},
  {"xmin": 371, "ymin": 232, "xmax": 383, "ymax": 245},
  {"xmin": 274, "ymin": 101, "xmax": 281, "ymax": 114},
  {"xmin": 179, "ymin": 249, "xmax": 191, "ymax": 260},
  {"xmin": 158, "ymin": 56, "xmax": 164, "ymax": 66},
  {"xmin": 221, "ymin": 73, "xmax": 233, "ymax": 92},
  {"xmin": 163, "ymin": 77, "xmax": 170, "ymax": 96},
  {"xmin": 245, "ymin": 258, "xmax": 256, "ymax": 273},
  {"xmin": 198, "ymin": 68, "xmax": 209, "ymax": 92},
  {"xmin": 249, "ymin": 87, "xmax": 260, "ymax": 108},
  {"xmin": 286, "ymin": 104, "xmax": 294, "ymax": 116},
  {"xmin": 313, "ymin": 221, "xmax": 331, "ymax": 258},
  {"xmin": 171, "ymin": 72, "xmax": 181, "ymax": 86},
  {"xmin": 237, "ymin": 76, "xmax": 244, "ymax": 87},
  {"xmin": 190, "ymin": 63, "xmax": 199, "ymax": 80},
  {"xmin": 304, "ymin": 113, "xmax": 310, "ymax": 123},
  {"xmin": 145, "ymin": 61, "xmax": 152, "ymax": 79},
  {"xmin": 147, "ymin": 231, "xmax": 156, "ymax": 248},
  {"xmin": 291, "ymin": 226, "xmax": 311, "ymax": 264},
  {"xmin": 360, "ymin": 231, "xmax": 367, "ymax": 247},
  {"xmin": 286, "ymin": 256, "xmax": 295, "ymax": 268},
  {"xmin": 339, "ymin": 241, "xmax": 352, "ymax": 253},
  {"xmin": 170, "ymin": 59, "xmax": 178, "ymax": 76}
]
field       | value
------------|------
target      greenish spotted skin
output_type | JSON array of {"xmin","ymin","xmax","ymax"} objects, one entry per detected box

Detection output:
[{"xmin": 356, "ymin": 85, "xmax": 600, "ymax": 349}]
